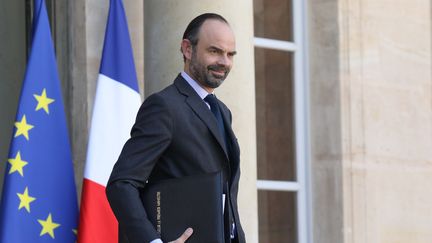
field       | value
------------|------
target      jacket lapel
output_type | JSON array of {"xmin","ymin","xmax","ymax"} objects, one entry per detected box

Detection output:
[
  {"xmin": 174, "ymin": 75, "xmax": 229, "ymax": 159},
  {"xmin": 219, "ymin": 104, "xmax": 240, "ymax": 185}
]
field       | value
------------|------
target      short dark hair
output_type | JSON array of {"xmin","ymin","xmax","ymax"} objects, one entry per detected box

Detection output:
[{"xmin": 181, "ymin": 13, "xmax": 229, "ymax": 61}]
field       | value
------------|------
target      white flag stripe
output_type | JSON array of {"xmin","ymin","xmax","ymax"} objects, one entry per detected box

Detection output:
[{"xmin": 84, "ymin": 74, "xmax": 141, "ymax": 186}]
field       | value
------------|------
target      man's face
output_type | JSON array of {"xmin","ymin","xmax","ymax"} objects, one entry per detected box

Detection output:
[{"xmin": 188, "ymin": 20, "xmax": 236, "ymax": 89}]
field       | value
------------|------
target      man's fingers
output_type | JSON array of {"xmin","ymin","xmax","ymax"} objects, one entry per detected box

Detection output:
[
  {"xmin": 177, "ymin": 228, "xmax": 193, "ymax": 242},
  {"xmin": 168, "ymin": 227, "xmax": 193, "ymax": 243}
]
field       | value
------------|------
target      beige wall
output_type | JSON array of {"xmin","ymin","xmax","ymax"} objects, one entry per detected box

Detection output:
[{"xmin": 310, "ymin": 0, "xmax": 432, "ymax": 242}]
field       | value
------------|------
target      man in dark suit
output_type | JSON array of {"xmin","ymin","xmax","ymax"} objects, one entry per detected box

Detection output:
[{"xmin": 106, "ymin": 13, "xmax": 245, "ymax": 243}]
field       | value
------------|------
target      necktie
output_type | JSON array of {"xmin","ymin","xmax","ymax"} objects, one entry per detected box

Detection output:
[
  {"xmin": 204, "ymin": 94, "xmax": 227, "ymax": 149},
  {"xmin": 204, "ymin": 94, "xmax": 236, "ymax": 240}
]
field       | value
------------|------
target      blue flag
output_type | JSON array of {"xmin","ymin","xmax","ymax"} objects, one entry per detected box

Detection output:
[{"xmin": 0, "ymin": 0, "xmax": 78, "ymax": 242}]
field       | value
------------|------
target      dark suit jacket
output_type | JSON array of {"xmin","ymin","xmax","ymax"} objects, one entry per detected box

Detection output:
[{"xmin": 106, "ymin": 74, "xmax": 246, "ymax": 243}]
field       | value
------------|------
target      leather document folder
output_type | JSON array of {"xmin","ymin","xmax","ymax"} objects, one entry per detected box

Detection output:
[{"xmin": 141, "ymin": 171, "xmax": 225, "ymax": 243}]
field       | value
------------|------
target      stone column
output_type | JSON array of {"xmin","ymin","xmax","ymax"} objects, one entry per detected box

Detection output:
[{"xmin": 144, "ymin": 1, "xmax": 258, "ymax": 242}]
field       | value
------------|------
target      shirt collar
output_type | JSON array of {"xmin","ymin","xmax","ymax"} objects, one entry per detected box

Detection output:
[{"xmin": 181, "ymin": 71, "xmax": 211, "ymax": 100}]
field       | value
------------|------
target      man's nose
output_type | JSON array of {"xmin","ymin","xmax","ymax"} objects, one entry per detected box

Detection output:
[{"xmin": 217, "ymin": 54, "xmax": 231, "ymax": 67}]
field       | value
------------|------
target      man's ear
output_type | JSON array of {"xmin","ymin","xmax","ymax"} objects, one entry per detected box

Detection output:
[{"xmin": 181, "ymin": 39, "xmax": 193, "ymax": 60}]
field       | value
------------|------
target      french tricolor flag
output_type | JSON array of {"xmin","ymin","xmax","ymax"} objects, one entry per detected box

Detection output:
[{"xmin": 77, "ymin": 0, "xmax": 141, "ymax": 242}]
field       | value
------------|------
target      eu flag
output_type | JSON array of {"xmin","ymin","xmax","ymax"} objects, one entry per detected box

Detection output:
[{"xmin": 0, "ymin": 0, "xmax": 78, "ymax": 242}]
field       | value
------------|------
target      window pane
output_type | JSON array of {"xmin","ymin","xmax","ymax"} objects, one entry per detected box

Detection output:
[
  {"xmin": 253, "ymin": 0, "xmax": 293, "ymax": 41},
  {"xmin": 255, "ymin": 47, "xmax": 296, "ymax": 181},
  {"xmin": 258, "ymin": 190, "xmax": 297, "ymax": 243}
]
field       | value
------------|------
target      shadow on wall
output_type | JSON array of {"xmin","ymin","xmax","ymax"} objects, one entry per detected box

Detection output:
[
  {"xmin": 0, "ymin": 1, "xmax": 27, "ymax": 196},
  {"xmin": 308, "ymin": 1, "xmax": 344, "ymax": 243}
]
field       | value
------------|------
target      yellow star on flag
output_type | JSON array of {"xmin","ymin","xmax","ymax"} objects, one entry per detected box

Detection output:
[
  {"xmin": 14, "ymin": 115, "xmax": 34, "ymax": 140},
  {"xmin": 17, "ymin": 187, "xmax": 36, "ymax": 213},
  {"xmin": 8, "ymin": 151, "xmax": 28, "ymax": 177},
  {"xmin": 38, "ymin": 213, "xmax": 60, "ymax": 239},
  {"xmin": 34, "ymin": 88, "xmax": 55, "ymax": 114}
]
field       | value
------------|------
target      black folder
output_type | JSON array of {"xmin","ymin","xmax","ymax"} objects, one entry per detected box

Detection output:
[{"xmin": 141, "ymin": 171, "xmax": 225, "ymax": 243}]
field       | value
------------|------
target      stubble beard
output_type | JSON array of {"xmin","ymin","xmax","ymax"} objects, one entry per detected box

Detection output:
[{"xmin": 189, "ymin": 50, "xmax": 230, "ymax": 89}]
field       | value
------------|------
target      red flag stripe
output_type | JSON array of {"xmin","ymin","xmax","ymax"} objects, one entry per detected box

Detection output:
[{"xmin": 78, "ymin": 179, "xmax": 118, "ymax": 243}]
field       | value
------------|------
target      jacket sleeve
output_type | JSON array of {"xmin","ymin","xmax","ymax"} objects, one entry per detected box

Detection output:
[{"xmin": 106, "ymin": 93, "xmax": 173, "ymax": 243}]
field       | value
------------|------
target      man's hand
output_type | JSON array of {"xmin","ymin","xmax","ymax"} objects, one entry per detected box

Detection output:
[{"xmin": 168, "ymin": 228, "xmax": 193, "ymax": 243}]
